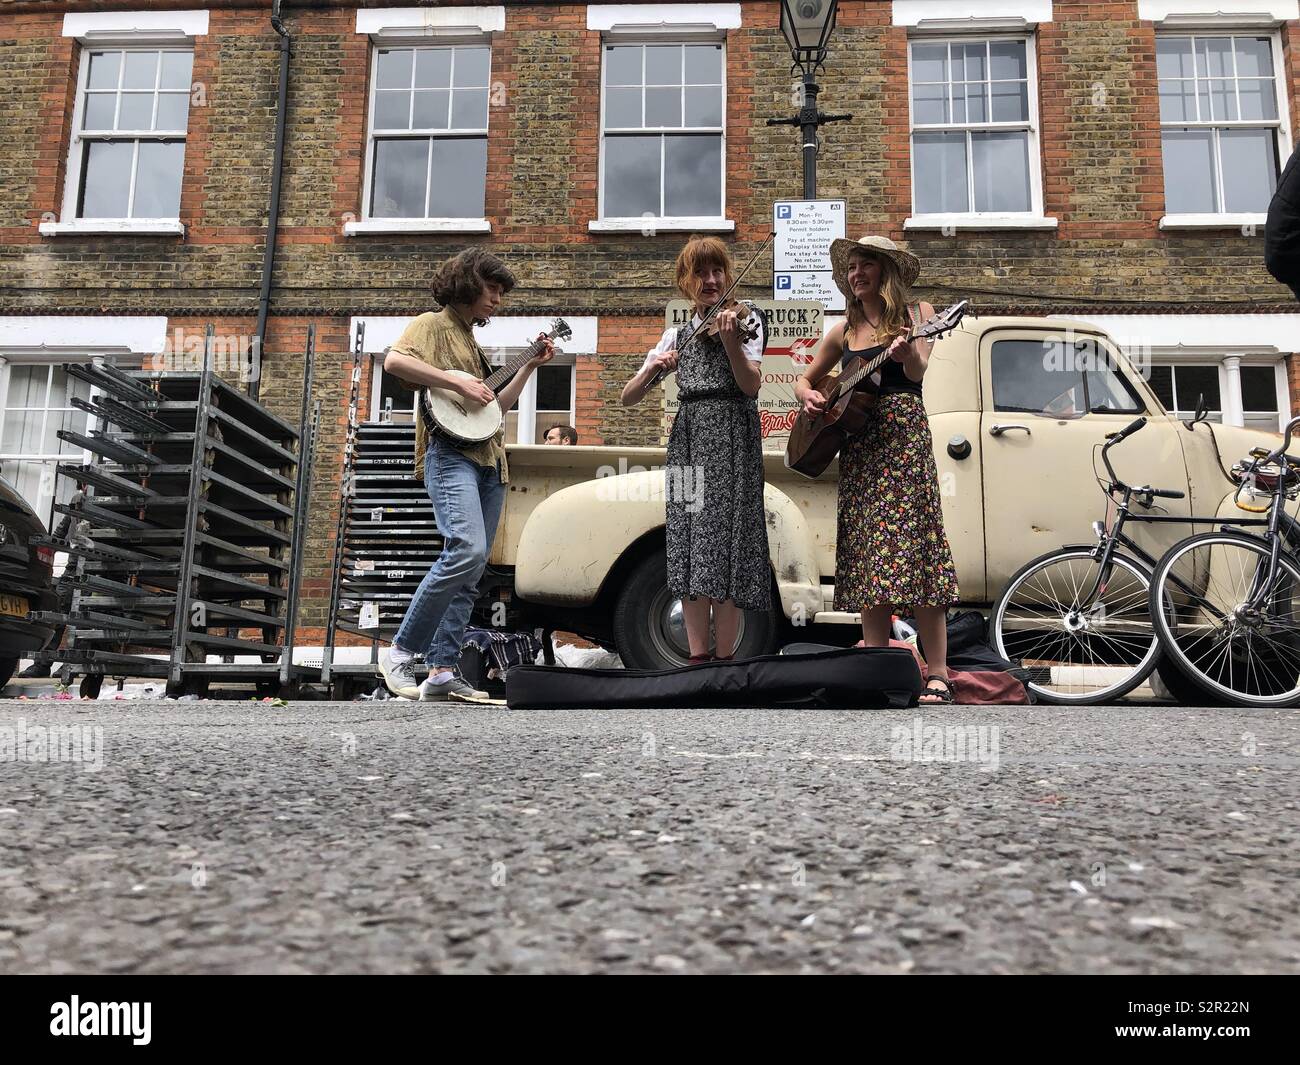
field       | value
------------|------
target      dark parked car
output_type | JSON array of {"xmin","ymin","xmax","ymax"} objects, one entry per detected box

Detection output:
[{"xmin": 0, "ymin": 475, "xmax": 57, "ymax": 690}]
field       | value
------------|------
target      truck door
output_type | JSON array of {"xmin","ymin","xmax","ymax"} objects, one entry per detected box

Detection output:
[{"xmin": 980, "ymin": 328, "xmax": 1193, "ymax": 595}]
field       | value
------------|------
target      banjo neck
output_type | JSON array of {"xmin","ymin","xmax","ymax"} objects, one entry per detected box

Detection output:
[{"xmin": 483, "ymin": 330, "xmax": 555, "ymax": 394}]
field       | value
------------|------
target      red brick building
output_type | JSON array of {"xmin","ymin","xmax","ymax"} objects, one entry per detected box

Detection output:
[{"xmin": 3, "ymin": 0, "xmax": 1300, "ymax": 638}]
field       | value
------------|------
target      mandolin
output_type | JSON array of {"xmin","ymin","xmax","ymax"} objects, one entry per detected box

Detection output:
[
  {"xmin": 420, "ymin": 318, "xmax": 573, "ymax": 444},
  {"xmin": 784, "ymin": 300, "xmax": 969, "ymax": 479}
]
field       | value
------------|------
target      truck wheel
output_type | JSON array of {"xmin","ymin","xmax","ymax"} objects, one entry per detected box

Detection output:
[
  {"xmin": 1153, "ymin": 657, "xmax": 1229, "ymax": 706},
  {"xmin": 612, "ymin": 549, "xmax": 779, "ymax": 670}
]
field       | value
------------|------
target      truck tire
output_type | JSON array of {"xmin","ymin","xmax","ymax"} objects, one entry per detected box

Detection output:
[
  {"xmin": 1153, "ymin": 657, "xmax": 1229, "ymax": 706},
  {"xmin": 612, "ymin": 548, "xmax": 780, "ymax": 670}
]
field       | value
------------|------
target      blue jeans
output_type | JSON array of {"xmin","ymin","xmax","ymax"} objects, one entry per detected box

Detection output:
[{"xmin": 393, "ymin": 439, "xmax": 506, "ymax": 668}]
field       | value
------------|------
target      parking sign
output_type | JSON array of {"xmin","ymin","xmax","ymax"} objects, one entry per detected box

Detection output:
[{"xmin": 772, "ymin": 200, "xmax": 845, "ymax": 310}]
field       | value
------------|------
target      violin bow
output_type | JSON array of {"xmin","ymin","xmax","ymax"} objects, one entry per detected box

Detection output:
[{"xmin": 647, "ymin": 229, "xmax": 778, "ymax": 388}]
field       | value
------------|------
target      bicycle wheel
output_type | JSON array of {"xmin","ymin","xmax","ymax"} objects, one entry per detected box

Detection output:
[
  {"xmin": 991, "ymin": 548, "xmax": 1161, "ymax": 704},
  {"xmin": 1149, "ymin": 531, "xmax": 1300, "ymax": 707}
]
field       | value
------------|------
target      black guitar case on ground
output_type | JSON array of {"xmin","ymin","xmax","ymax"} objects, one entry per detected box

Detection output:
[{"xmin": 505, "ymin": 647, "xmax": 922, "ymax": 710}]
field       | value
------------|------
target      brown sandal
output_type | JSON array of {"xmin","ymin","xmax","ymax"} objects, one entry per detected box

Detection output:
[
  {"xmin": 919, "ymin": 676, "xmax": 955, "ymax": 704},
  {"xmin": 687, "ymin": 654, "xmax": 712, "ymax": 665}
]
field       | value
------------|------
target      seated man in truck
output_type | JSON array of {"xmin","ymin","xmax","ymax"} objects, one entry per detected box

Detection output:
[
  {"xmin": 377, "ymin": 248, "xmax": 555, "ymax": 701},
  {"xmin": 543, "ymin": 424, "xmax": 577, "ymax": 445}
]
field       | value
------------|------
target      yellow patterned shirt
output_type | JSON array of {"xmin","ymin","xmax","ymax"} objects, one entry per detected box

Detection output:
[{"xmin": 389, "ymin": 307, "xmax": 508, "ymax": 484}]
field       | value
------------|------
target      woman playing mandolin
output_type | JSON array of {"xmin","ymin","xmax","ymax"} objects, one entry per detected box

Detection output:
[
  {"xmin": 622, "ymin": 235, "xmax": 769, "ymax": 663},
  {"xmin": 794, "ymin": 235, "xmax": 959, "ymax": 704}
]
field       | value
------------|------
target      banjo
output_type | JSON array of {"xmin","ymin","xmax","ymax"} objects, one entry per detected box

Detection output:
[{"xmin": 420, "ymin": 318, "xmax": 572, "ymax": 444}]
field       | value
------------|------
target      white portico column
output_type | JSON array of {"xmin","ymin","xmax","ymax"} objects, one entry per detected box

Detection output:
[
  {"xmin": 518, "ymin": 369, "xmax": 538, "ymax": 444},
  {"xmin": 1222, "ymin": 355, "xmax": 1244, "ymax": 427}
]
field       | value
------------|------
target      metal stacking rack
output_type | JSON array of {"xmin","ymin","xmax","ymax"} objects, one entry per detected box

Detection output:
[
  {"xmin": 322, "ymin": 324, "xmax": 446, "ymax": 698},
  {"xmin": 33, "ymin": 327, "xmax": 319, "ymax": 698}
]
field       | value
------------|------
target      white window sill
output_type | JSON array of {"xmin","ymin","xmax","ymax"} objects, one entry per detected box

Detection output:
[
  {"xmin": 589, "ymin": 217, "xmax": 735, "ymax": 233},
  {"xmin": 344, "ymin": 218, "xmax": 492, "ymax": 236},
  {"xmin": 904, "ymin": 214, "xmax": 1058, "ymax": 231},
  {"xmin": 39, "ymin": 219, "xmax": 185, "ymax": 237},
  {"xmin": 1159, "ymin": 213, "xmax": 1267, "ymax": 231}
]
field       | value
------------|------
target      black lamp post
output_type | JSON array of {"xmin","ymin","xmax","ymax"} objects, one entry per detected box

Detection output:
[{"xmin": 768, "ymin": 0, "xmax": 850, "ymax": 198}]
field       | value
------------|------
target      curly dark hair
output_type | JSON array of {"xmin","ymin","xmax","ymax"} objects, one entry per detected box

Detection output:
[{"xmin": 431, "ymin": 248, "xmax": 517, "ymax": 321}]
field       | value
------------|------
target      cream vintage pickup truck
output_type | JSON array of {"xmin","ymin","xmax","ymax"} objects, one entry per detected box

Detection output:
[{"xmin": 487, "ymin": 315, "xmax": 1285, "ymax": 673}]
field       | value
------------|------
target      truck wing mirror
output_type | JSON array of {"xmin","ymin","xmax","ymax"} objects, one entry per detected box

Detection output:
[{"xmin": 1182, "ymin": 392, "xmax": 1209, "ymax": 431}]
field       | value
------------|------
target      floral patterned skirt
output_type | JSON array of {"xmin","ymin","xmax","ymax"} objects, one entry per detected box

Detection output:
[{"xmin": 834, "ymin": 392, "xmax": 959, "ymax": 611}]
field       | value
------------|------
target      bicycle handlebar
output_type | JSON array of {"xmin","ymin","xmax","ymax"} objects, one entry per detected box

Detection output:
[
  {"xmin": 1101, "ymin": 417, "xmax": 1147, "ymax": 485},
  {"xmin": 1104, "ymin": 417, "xmax": 1147, "ymax": 445},
  {"xmin": 1266, "ymin": 414, "xmax": 1300, "ymax": 463}
]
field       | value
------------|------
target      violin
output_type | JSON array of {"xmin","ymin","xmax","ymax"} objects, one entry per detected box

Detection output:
[
  {"xmin": 647, "ymin": 230, "xmax": 778, "ymax": 387},
  {"xmin": 697, "ymin": 304, "xmax": 762, "ymax": 342},
  {"xmin": 647, "ymin": 302, "xmax": 763, "ymax": 387}
]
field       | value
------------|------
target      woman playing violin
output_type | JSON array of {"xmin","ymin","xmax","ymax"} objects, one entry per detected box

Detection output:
[{"xmin": 622, "ymin": 235, "xmax": 770, "ymax": 663}]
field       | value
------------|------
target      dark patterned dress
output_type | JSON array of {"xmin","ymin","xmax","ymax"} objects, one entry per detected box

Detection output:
[
  {"xmin": 833, "ymin": 326, "xmax": 959, "ymax": 612},
  {"xmin": 665, "ymin": 311, "xmax": 771, "ymax": 611}
]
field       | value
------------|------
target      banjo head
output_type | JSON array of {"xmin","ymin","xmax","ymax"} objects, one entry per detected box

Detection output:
[{"xmin": 423, "ymin": 370, "xmax": 503, "ymax": 444}]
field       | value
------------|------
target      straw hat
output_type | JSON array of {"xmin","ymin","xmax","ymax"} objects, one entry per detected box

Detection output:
[{"xmin": 829, "ymin": 235, "xmax": 921, "ymax": 299}]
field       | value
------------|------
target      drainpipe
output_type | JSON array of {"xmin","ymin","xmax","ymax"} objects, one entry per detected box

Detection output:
[{"xmin": 252, "ymin": 0, "xmax": 291, "ymax": 399}]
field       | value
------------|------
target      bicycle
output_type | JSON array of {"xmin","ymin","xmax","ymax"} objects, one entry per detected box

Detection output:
[
  {"xmin": 989, "ymin": 416, "xmax": 1270, "ymax": 704},
  {"xmin": 1146, "ymin": 414, "xmax": 1300, "ymax": 707}
]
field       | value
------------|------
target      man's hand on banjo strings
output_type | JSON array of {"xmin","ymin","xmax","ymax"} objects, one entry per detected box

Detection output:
[{"xmin": 458, "ymin": 378, "xmax": 495, "ymax": 407}]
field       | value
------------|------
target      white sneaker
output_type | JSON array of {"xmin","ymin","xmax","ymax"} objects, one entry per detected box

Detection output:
[
  {"xmin": 420, "ymin": 672, "xmax": 492, "ymax": 702},
  {"xmin": 378, "ymin": 648, "xmax": 422, "ymax": 700}
]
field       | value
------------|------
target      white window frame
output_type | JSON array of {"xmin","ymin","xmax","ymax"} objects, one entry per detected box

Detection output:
[
  {"xmin": 592, "ymin": 36, "xmax": 733, "ymax": 233},
  {"xmin": 0, "ymin": 343, "xmax": 153, "ymax": 530},
  {"xmin": 349, "ymin": 38, "xmax": 495, "ymax": 236},
  {"xmin": 368, "ymin": 359, "xmax": 416, "ymax": 422},
  {"xmin": 1155, "ymin": 28, "xmax": 1292, "ymax": 230},
  {"xmin": 43, "ymin": 15, "xmax": 204, "ymax": 237},
  {"xmin": 524, "ymin": 355, "xmax": 579, "ymax": 445},
  {"xmin": 1146, "ymin": 351, "xmax": 1290, "ymax": 430},
  {"xmin": 350, "ymin": 9, "xmax": 504, "ymax": 236},
  {"xmin": 0, "ymin": 360, "xmax": 102, "ymax": 527},
  {"xmin": 904, "ymin": 31, "xmax": 1057, "ymax": 231}
]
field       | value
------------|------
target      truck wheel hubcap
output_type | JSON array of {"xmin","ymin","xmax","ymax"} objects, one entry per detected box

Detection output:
[{"xmin": 654, "ymin": 588, "xmax": 745, "ymax": 661}]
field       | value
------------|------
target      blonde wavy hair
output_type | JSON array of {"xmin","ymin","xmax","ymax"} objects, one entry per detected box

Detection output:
[{"xmin": 844, "ymin": 250, "xmax": 914, "ymax": 343}]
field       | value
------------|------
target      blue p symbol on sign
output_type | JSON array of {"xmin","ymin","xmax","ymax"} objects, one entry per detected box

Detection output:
[
  {"xmin": 777, "ymin": 205, "xmax": 792, "ymax": 219},
  {"xmin": 776, "ymin": 274, "xmax": 792, "ymax": 290}
]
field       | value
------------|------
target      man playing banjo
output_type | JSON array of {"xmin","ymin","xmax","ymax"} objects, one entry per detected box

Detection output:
[{"xmin": 379, "ymin": 248, "xmax": 556, "ymax": 701}]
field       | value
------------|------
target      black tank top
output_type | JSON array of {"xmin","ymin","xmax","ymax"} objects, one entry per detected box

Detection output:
[
  {"xmin": 841, "ymin": 303, "xmax": 924, "ymax": 398},
  {"xmin": 841, "ymin": 341, "xmax": 924, "ymax": 397}
]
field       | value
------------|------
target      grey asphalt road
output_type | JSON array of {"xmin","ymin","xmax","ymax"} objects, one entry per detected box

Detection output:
[{"xmin": 0, "ymin": 697, "xmax": 1296, "ymax": 974}]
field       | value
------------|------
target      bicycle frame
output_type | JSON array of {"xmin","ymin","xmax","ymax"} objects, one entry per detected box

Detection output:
[
  {"xmin": 1088, "ymin": 417, "xmax": 1300, "ymax": 628},
  {"xmin": 1074, "ymin": 423, "xmax": 1270, "ymax": 617}
]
